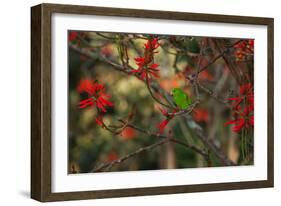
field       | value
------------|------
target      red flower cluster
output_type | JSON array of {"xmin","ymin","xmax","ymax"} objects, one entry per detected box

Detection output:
[
  {"xmin": 69, "ymin": 31, "xmax": 87, "ymax": 46},
  {"xmin": 77, "ymin": 79, "xmax": 114, "ymax": 112},
  {"xmin": 224, "ymin": 83, "xmax": 254, "ymax": 133},
  {"xmin": 132, "ymin": 37, "xmax": 160, "ymax": 81},
  {"xmin": 144, "ymin": 37, "xmax": 160, "ymax": 50},
  {"xmin": 77, "ymin": 79, "xmax": 114, "ymax": 126},
  {"xmin": 156, "ymin": 107, "xmax": 175, "ymax": 133},
  {"xmin": 69, "ymin": 31, "xmax": 78, "ymax": 41},
  {"xmin": 234, "ymin": 40, "xmax": 254, "ymax": 61}
]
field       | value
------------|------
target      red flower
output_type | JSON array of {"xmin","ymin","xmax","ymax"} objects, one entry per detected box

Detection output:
[
  {"xmin": 249, "ymin": 115, "xmax": 254, "ymax": 126},
  {"xmin": 131, "ymin": 63, "xmax": 160, "ymax": 80},
  {"xmin": 225, "ymin": 83, "xmax": 254, "ymax": 133},
  {"xmin": 78, "ymin": 98, "xmax": 95, "ymax": 109},
  {"xmin": 144, "ymin": 37, "xmax": 160, "ymax": 50},
  {"xmin": 77, "ymin": 79, "xmax": 114, "ymax": 113},
  {"xmin": 224, "ymin": 108, "xmax": 253, "ymax": 133},
  {"xmin": 224, "ymin": 118, "xmax": 246, "ymax": 133},
  {"xmin": 96, "ymin": 94, "xmax": 114, "ymax": 112},
  {"xmin": 239, "ymin": 83, "xmax": 252, "ymax": 95},
  {"xmin": 156, "ymin": 107, "xmax": 176, "ymax": 133},
  {"xmin": 95, "ymin": 116, "xmax": 104, "ymax": 127},
  {"xmin": 69, "ymin": 31, "xmax": 78, "ymax": 41},
  {"xmin": 134, "ymin": 57, "xmax": 146, "ymax": 67},
  {"xmin": 132, "ymin": 38, "xmax": 161, "ymax": 81},
  {"xmin": 157, "ymin": 119, "xmax": 170, "ymax": 133},
  {"xmin": 228, "ymin": 83, "xmax": 253, "ymax": 111},
  {"xmin": 234, "ymin": 40, "xmax": 254, "ymax": 61},
  {"xmin": 159, "ymin": 107, "xmax": 168, "ymax": 116},
  {"xmin": 77, "ymin": 79, "xmax": 98, "ymax": 95}
]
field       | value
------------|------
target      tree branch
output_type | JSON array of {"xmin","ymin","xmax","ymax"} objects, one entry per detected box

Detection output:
[
  {"xmin": 126, "ymin": 123, "xmax": 209, "ymax": 160},
  {"xmin": 211, "ymin": 39, "xmax": 244, "ymax": 84},
  {"xmin": 168, "ymin": 99, "xmax": 200, "ymax": 116},
  {"xmin": 145, "ymin": 71, "xmax": 175, "ymax": 109},
  {"xmin": 197, "ymin": 82, "xmax": 229, "ymax": 105},
  {"xmin": 91, "ymin": 138, "xmax": 170, "ymax": 172},
  {"xmin": 194, "ymin": 127, "xmax": 235, "ymax": 166},
  {"xmin": 198, "ymin": 39, "xmax": 242, "ymax": 74}
]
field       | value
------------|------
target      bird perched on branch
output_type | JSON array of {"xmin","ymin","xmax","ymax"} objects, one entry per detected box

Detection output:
[{"xmin": 171, "ymin": 88, "xmax": 192, "ymax": 110}]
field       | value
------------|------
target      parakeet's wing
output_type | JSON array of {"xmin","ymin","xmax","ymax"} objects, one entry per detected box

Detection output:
[{"xmin": 186, "ymin": 95, "xmax": 192, "ymax": 105}]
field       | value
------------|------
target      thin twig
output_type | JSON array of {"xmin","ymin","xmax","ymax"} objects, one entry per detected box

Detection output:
[
  {"xmin": 197, "ymin": 82, "xmax": 229, "ymax": 105},
  {"xmin": 96, "ymin": 32, "xmax": 118, "ymax": 40},
  {"xmin": 211, "ymin": 39, "xmax": 244, "ymax": 84},
  {"xmin": 193, "ymin": 127, "xmax": 235, "ymax": 166},
  {"xmin": 168, "ymin": 99, "xmax": 200, "ymax": 116},
  {"xmin": 160, "ymin": 43, "xmax": 178, "ymax": 55},
  {"xmin": 170, "ymin": 138, "xmax": 208, "ymax": 159},
  {"xmin": 145, "ymin": 71, "xmax": 175, "ymax": 109}
]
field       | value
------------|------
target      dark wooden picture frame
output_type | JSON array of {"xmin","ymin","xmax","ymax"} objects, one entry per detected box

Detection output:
[{"xmin": 31, "ymin": 3, "xmax": 274, "ymax": 202}]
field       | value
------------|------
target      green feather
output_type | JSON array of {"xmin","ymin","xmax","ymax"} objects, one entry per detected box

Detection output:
[{"xmin": 171, "ymin": 88, "xmax": 192, "ymax": 109}]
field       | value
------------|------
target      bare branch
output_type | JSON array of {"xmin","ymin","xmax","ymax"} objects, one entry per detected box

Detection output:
[
  {"xmin": 91, "ymin": 138, "xmax": 170, "ymax": 172},
  {"xmin": 96, "ymin": 32, "xmax": 118, "ymax": 40},
  {"xmin": 198, "ymin": 40, "xmax": 242, "ymax": 74},
  {"xmin": 197, "ymin": 82, "xmax": 229, "ymax": 105},
  {"xmin": 125, "ymin": 123, "xmax": 209, "ymax": 160},
  {"xmin": 211, "ymin": 39, "xmax": 244, "ymax": 84},
  {"xmin": 168, "ymin": 99, "xmax": 200, "ymax": 116},
  {"xmin": 194, "ymin": 127, "xmax": 235, "ymax": 166},
  {"xmin": 145, "ymin": 72, "xmax": 175, "ymax": 109}
]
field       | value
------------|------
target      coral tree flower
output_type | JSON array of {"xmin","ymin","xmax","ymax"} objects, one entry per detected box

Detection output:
[
  {"xmin": 157, "ymin": 119, "xmax": 170, "ymax": 133},
  {"xmin": 224, "ymin": 83, "xmax": 254, "ymax": 133},
  {"xmin": 95, "ymin": 115, "xmax": 104, "ymax": 127},
  {"xmin": 156, "ymin": 107, "xmax": 175, "ymax": 133},
  {"xmin": 68, "ymin": 31, "xmax": 78, "ymax": 41},
  {"xmin": 132, "ymin": 37, "xmax": 161, "ymax": 80},
  {"xmin": 234, "ymin": 40, "xmax": 254, "ymax": 61},
  {"xmin": 77, "ymin": 79, "xmax": 113, "ymax": 112},
  {"xmin": 77, "ymin": 79, "xmax": 114, "ymax": 126},
  {"xmin": 144, "ymin": 37, "xmax": 160, "ymax": 50}
]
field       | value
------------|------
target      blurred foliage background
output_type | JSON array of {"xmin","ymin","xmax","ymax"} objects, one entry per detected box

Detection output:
[{"xmin": 68, "ymin": 31, "xmax": 254, "ymax": 173}]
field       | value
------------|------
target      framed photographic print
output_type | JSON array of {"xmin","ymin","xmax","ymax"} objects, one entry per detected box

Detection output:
[{"xmin": 31, "ymin": 3, "xmax": 274, "ymax": 202}]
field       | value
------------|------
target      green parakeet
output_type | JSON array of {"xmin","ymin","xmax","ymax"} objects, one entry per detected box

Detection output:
[{"xmin": 171, "ymin": 88, "xmax": 192, "ymax": 109}]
